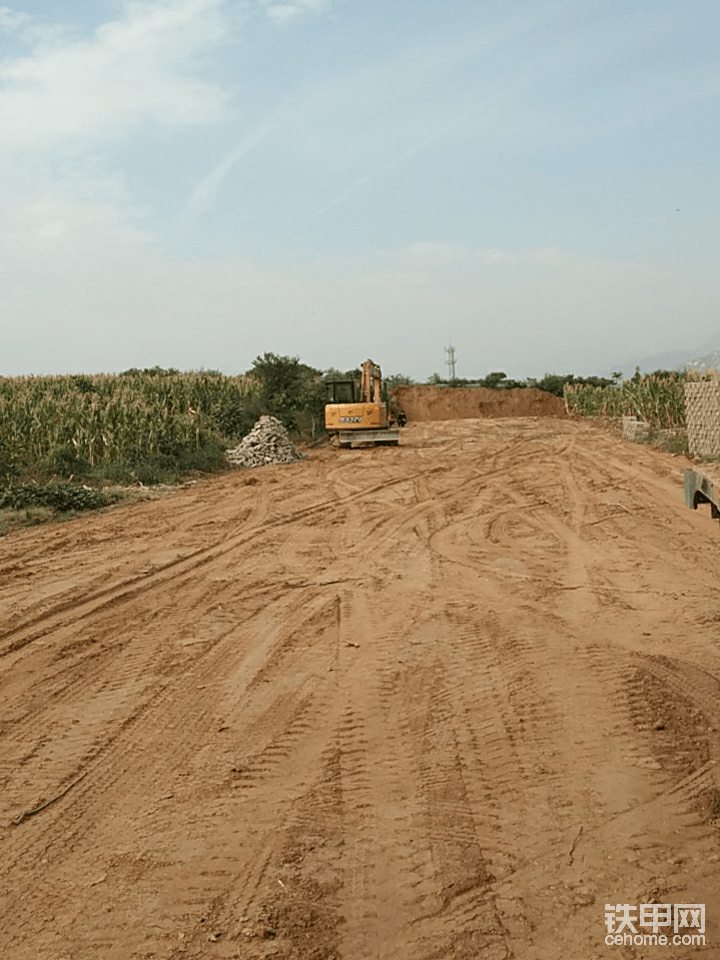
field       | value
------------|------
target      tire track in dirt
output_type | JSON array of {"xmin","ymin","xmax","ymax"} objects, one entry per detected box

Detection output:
[
  {"xmin": 623, "ymin": 654, "xmax": 720, "ymax": 803},
  {"xmin": 399, "ymin": 640, "xmax": 510, "ymax": 958},
  {"xmin": 0, "ymin": 557, "xmax": 300, "ymax": 829},
  {"xmin": 0, "ymin": 463, "xmax": 450, "ymax": 663},
  {"xmin": 3, "ymin": 418, "xmax": 720, "ymax": 958},
  {"xmin": 333, "ymin": 587, "xmax": 438, "ymax": 960},
  {"xmin": 408, "ymin": 436, "xmax": 707, "ymax": 953},
  {"xmin": 0, "ymin": 587, "xmax": 336, "ymax": 951}
]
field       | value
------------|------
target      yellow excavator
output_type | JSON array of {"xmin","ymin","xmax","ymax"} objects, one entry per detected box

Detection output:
[{"xmin": 325, "ymin": 359, "xmax": 402, "ymax": 447}]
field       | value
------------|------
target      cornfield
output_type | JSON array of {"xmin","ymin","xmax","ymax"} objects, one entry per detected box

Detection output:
[
  {"xmin": 0, "ymin": 370, "xmax": 258, "ymax": 477},
  {"xmin": 564, "ymin": 374, "xmax": 686, "ymax": 427}
]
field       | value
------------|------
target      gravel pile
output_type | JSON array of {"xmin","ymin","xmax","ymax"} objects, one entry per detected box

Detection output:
[{"xmin": 225, "ymin": 415, "xmax": 305, "ymax": 468}]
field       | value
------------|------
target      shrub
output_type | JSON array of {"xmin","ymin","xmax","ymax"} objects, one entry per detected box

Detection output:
[{"xmin": 0, "ymin": 482, "xmax": 118, "ymax": 512}]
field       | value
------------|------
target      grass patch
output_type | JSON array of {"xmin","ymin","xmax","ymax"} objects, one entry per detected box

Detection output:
[
  {"xmin": 651, "ymin": 427, "xmax": 689, "ymax": 456},
  {"xmin": 0, "ymin": 481, "xmax": 123, "ymax": 536},
  {"xmin": 631, "ymin": 426, "xmax": 690, "ymax": 456},
  {"xmin": 0, "ymin": 434, "xmax": 232, "ymax": 535},
  {"xmin": 0, "ymin": 505, "xmax": 57, "ymax": 535}
]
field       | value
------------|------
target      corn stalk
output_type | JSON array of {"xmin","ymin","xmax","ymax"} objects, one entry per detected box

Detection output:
[{"xmin": 564, "ymin": 374, "xmax": 686, "ymax": 428}]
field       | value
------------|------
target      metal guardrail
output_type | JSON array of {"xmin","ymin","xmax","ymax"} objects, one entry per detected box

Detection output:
[{"xmin": 685, "ymin": 468, "xmax": 720, "ymax": 519}]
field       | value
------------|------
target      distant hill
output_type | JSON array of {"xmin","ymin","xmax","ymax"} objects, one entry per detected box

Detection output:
[
  {"xmin": 604, "ymin": 332, "xmax": 720, "ymax": 379},
  {"xmin": 681, "ymin": 349, "xmax": 720, "ymax": 372}
]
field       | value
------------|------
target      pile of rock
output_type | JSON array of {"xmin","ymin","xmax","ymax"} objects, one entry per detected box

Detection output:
[{"xmin": 225, "ymin": 415, "xmax": 305, "ymax": 468}]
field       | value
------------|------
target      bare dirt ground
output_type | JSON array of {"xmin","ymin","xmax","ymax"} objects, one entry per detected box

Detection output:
[{"xmin": 1, "ymin": 416, "xmax": 720, "ymax": 959}]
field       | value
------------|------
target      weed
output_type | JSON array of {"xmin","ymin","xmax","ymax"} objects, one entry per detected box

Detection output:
[{"xmin": 651, "ymin": 428, "xmax": 689, "ymax": 456}]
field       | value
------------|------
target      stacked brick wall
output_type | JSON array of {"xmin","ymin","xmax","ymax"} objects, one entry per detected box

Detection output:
[
  {"xmin": 621, "ymin": 416, "xmax": 651, "ymax": 441},
  {"xmin": 685, "ymin": 380, "xmax": 720, "ymax": 457}
]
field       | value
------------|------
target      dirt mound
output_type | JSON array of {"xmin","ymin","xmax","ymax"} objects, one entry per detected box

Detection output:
[
  {"xmin": 226, "ymin": 415, "xmax": 305, "ymax": 468},
  {"xmin": 394, "ymin": 385, "xmax": 567, "ymax": 421}
]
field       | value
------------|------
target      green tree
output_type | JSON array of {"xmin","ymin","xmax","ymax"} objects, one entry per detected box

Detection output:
[
  {"xmin": 247, "ymin": 353, "xmax": 323, "ymax": 433},
  {"xmin": 322, "ymin": 367, "xmax": 363, "ymax": 382},
  {"xmin": 385, "ymin": 373, "xmax": 415, "ymax": 389},
  {"xmin": 481, "ymin": 371, "xmax": 509, "ymax": 389},
  {"xmin": 531, "ymin": 372, "xmax": 621, "ymax": 397}
]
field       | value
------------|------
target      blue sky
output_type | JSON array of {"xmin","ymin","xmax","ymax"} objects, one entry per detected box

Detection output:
[{"xmin": 1, "ymin": 0, "xmax": 718, "ymax": 379}]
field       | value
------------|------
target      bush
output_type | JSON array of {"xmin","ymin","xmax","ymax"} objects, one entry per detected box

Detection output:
[
  {"xmin": 0, "ymin": 482, "xmax": 118, "ymax": 512},
  {"xmin": 212, "ymin": 396, "xmax": 263, "ymax": 440},
  {"xmin": 38, "ymin": 445, "xmax": 93, "ymax": 478},
  {"xmin": 421, "ymin": 371, "xmax": 622, "ymax": 395},
  {"xmin": 111, "ymin": 429, "xmax": 228, "ymax": 485},
  {"xmin": 530, "ymin": 373, "xmax": 620, "ymax": 397},
  {"xmin": 384, "ymin": 373, "xmax": 415, "ymax": 389},
  {"xmin": 248, "ymin": 353, "xmax": 323, "ymax": 435}
]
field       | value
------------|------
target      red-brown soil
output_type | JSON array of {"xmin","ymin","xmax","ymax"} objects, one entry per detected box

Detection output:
[
  {"xmin": 1, "ymin": 417, "xmax": 719, "ymax": 959},
  {"xmin": 394, "ymin": 384, "xmax": 567, "ymax": 420}
]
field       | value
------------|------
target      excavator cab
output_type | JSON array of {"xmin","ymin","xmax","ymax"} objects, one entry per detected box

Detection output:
[{"xmin": 325, "ymin": 380, "xmax": 358, "ymax": 405}]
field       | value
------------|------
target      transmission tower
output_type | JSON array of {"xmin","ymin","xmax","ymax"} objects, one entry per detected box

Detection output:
[{"xmin": 445, "ymin": 343, "xmax": 457, "ymax": 380}]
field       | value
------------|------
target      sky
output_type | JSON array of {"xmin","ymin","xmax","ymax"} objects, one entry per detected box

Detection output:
[{"xmin": 0, "ymin": 0, "xmax": 718, "ymax": 380}]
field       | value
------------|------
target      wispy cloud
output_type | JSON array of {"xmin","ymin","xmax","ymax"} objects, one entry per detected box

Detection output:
[
  {"xmin": 262, "ymin": 0, "xmax": 335, "ymax": 25},
  {"xmin": 297, "ymin": 108, "xmax": 476, "ymax": 228},
  {"xmin": 0, "ymin": 1, "xmax": 237, "ymax": 261},
  {"xmin": 0, "ymin": 154, "xmax": 156, "ymax": 253},
  {"xmin": 0, "ymin": 6, "xmax": 30, "ymax": 32},
  {"xmin": 0, "ymin": 0, "xmax": 232, "ymax": 152},
  {"xmin": 177, "ymin": 121, "xmax": 277, "ymax": 236}
]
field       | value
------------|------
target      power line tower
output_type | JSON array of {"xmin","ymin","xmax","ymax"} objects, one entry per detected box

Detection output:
[{"xmin": 445, "ymin": 343, "xmax": 457, "ymax": 381}]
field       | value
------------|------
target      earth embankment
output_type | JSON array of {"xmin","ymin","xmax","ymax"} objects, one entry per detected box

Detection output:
[{"xmin": 394, "ymin": 384, "xmax": 567, "ymax": 420}]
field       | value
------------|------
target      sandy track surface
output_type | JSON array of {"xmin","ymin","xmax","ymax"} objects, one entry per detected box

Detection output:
[{"xmin": 1, "ymin": 417, "xmax": 720, "ymax": 959}]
